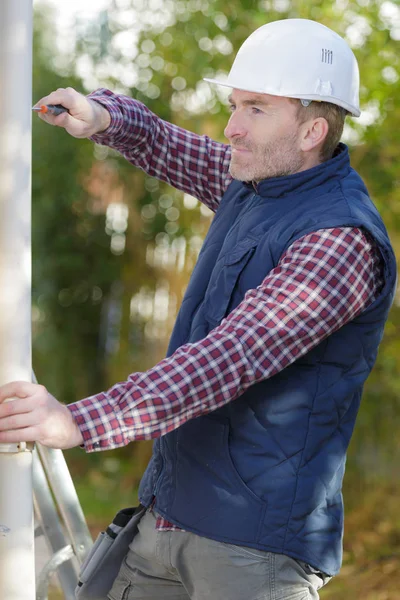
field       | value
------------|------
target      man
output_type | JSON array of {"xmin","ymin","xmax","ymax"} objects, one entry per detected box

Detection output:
[{"xmin": 0, "ymin": 18, "xmax": 396, "ymax": 600}]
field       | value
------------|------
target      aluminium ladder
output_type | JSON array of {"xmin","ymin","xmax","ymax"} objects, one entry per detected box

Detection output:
[
  {"xmin": 32, "ymin": 370, "xmax": 93, "ymax": 600},
  {"xmin": 33, "ymin": 443, "xmax": 93, "ymax": 600}
]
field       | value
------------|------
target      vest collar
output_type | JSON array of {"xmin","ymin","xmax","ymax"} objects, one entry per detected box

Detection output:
[{"xmin": 246, "ymin": 143, "xmax": 350, "ymax": 198}]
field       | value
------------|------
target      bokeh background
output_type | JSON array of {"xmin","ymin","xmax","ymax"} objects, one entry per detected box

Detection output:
[{"xmin": 31, "ymin": 1, "xmax": 400, "ymax": 598}]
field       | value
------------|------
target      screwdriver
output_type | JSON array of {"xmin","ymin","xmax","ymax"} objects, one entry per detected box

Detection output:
[{"xmin": 32, "ymin": 104, "xmax": 69, "ymax": 116}]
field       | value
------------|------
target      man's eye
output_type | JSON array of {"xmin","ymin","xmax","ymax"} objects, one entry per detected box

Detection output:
[
  {"xmin": 251, "ymin": 107, "xmax": 262, "ymax": 114},
  {"xmin": 229, "ymin": 104, "xmax": 236, "ymax": 112}
]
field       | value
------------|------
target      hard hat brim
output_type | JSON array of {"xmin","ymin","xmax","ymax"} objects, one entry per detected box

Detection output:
[{"xmin": 203, "ymin": 77, "xmax": 361, "ymax": 118}]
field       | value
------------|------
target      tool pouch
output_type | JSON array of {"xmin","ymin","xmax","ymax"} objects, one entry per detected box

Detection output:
[{"xmin": 75, "ymin": 504, "xmax": 146, "ymax": 600}]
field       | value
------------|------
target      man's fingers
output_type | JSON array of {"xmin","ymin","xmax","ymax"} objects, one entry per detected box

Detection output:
[
  {"xmin": 0, "ymin": 381, "xmax": 46, "ymax": 403},
  {"xmin": 0, "ymin": 426, "xmax": 37, "ymax": 444},
  {"xmin": 0, "ymin": 383, "xmax": 82, "ymax": 448},
  {"xmin": 0, "ymin": 397, "xmax": 34, "ymax": 418},
  {"xmin": 0, "ymin": 408, "xmax": 37, "ymax": 432},
  {"xmin": 34, "ymin": 87, "xmax": 109, "ymax": 138},
  {"xmin": 0, "ymin": 381, "xmax": 29, "ymax": 403},
  {"xmin": 43, "ymin": 111, "xmax": 72, "ymax": 128},
  {"xmin": 0, "ymin": 390, "xmax": 48, "ymax": 444},
  {"xmin": 34, "ymin": 89, "xmax": 65, "ymax": 107},
  {"xmin": 35, "ymin": 90, "xmax": 76, "ymax": 127},
  {"xmin": 34, "ymin": 87, "xmax": 77, "ymax": 110}
]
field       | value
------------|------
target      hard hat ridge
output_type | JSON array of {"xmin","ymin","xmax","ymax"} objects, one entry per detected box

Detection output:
[{"xmin": 204, "ymin": 18, "xmax": 361, "ymax": 117}]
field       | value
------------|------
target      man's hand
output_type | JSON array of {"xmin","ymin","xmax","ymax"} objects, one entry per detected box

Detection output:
[
  {"xmin": 33, "ymin": 87, "xmax": 111, "ymax": 138},
  {"xmin": 0, "ymin": 382, "xmax": 84, "ymax": 449}
]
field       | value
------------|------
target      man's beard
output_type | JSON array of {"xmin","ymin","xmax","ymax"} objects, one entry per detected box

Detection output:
[{"xmin": 229, "ymin": 132, "xmax": 305, "ymax": 182}]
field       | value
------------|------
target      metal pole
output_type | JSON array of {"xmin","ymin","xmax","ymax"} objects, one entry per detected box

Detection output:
[{"xmin": 0, "ymin": 2, "xmax": 35, "ymax": 599}]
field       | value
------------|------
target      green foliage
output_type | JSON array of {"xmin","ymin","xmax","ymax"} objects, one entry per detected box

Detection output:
[{"xmin": 32, "ymin": 8, "xmax": 125, "ymax": 399}]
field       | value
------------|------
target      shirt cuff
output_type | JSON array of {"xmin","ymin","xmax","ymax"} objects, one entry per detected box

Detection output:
[
  {"xmin": 67, "ymin": 398, "xmax": 128, "ymax": 453},
  {"xmin": 87, "ymin": 88, "xmax": 124, "ymax": 142}
]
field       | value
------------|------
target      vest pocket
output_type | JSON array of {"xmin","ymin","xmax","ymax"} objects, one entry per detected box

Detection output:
[
  {"xmin": 171, "ymin": 416, "xmax": 265, "ymax": 543},
  {"xmin": 204, "ymin": 238, "xmax": 258, "ymax": 325},
  {"xmin": 222, "ymin": 421, "xmax": 266, "ymax": 507}
]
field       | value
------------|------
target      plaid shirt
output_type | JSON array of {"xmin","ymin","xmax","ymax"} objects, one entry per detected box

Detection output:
[{"xmin": 68, "ymin": 89, "xmax": 383, "ymax": 531}]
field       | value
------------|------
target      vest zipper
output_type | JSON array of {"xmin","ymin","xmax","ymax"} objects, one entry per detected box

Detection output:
[{"xmin": 153, "ymin": 437, "xmax": 164, "ymax": 497}]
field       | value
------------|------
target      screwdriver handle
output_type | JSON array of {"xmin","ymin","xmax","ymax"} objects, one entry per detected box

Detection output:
[
  {"xmin": 33, "ymin": 104, "xmax": 69, "ymax": 116},
  {"xmin": 42, "ymin": 104, "xmax": 69, "ymax": 116}
]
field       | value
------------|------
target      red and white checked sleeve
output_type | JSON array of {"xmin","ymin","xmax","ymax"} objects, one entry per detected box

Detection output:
[
  {"xmin": 67, "ymin": 227, "xmax": 383, "ymax": 452},
  {"xmin": 88, "ymin": 88, "xmax": 232, "ymax": 212}
]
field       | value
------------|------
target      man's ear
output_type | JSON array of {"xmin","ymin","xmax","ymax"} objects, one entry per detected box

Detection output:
[{"xmin": 299, "ymin": 117, "xmax": 329, "ymax": 153}]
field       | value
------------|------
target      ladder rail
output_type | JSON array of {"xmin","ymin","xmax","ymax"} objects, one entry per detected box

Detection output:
[
  {"xmin": 33, "ymin": 448, "xmax": 79, "ymax": 600},
  {"xmin": 36, "ymin": 444, "xmax": 93, "ymax": 565},
  {"xmin": 36, "ymin": 546, "xmax": 75, "ymax": 600}
]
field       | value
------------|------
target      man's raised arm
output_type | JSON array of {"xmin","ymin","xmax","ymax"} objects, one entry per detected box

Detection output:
[{"xmin": 34, "ymin": 87, "xmax": 232, "ymax": 212}]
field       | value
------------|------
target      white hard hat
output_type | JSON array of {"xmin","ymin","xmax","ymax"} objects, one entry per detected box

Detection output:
[{"xmin": 204, "ymin": 19, "xmax": 360, "ymax": 117}]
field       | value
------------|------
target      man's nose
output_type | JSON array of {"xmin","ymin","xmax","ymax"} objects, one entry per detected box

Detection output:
[{"xmin": 224, "ymin": 112, "xmax": 246, "ymax": 140}]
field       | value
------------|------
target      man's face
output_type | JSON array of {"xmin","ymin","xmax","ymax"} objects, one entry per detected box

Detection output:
[{"xmin": 224, "ymin": 89, "xmax": 306, "ymax": 182}]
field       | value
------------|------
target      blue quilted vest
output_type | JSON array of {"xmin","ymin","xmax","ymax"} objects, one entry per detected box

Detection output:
[{"xmin": 139, "ymin": 144, "xmax": 397, "ymax": 576}]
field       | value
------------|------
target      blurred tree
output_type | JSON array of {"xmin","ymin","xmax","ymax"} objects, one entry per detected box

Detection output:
[{"xmin": 32, "ymin": 7, "xmax": 128, "ymax": 400}]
